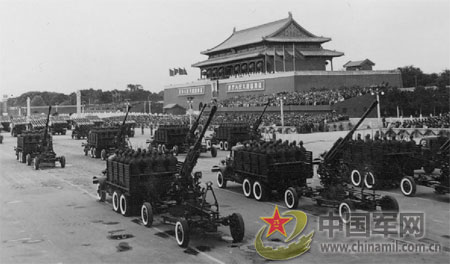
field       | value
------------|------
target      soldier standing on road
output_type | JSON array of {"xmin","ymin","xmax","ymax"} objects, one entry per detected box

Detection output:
[{"xmin": 141, "ymin": 124, "xmax": 144, "ymax": 135}]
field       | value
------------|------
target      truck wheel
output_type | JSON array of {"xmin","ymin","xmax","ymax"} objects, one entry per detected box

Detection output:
[
  {"xmin": 33, "ymin": 157, "xmax": 40, "ymax": 170},
  {"xmin": 141, "ymin": 202, "xmax": 153, "ymax": 227},
  {"xmin": 379, "ymin": 195, "xmax": 399, "ymax": 215},
  {"xmin": 112, "ymin": 191, "xmax": 120, "ymax": 212},
  {"xmin": 224, "ymin": 141, "xmax": 229, "ymax": 151},
  {"xmin": 242, "ymin": 178, "xmax": 253, "ymax": 198},
  {"xmin": 172, "ymin": 145, "xmax": 179, "ymax": 156},
  {"xmin": 26, "ymin": 154, "xmax": 32, "ymax": 166},
  {"xmin": 211, "ymin": 146, "xmax": 217, "ymax": 157},
  {"xmin": 229, "ymin": 213, "xmax": 245, "ymax": 243},
  {"xmin": 253, "ymin": 181, "xmax": 268, "ymax": 201},
  {"xmin": 161, "ymin": 144, "xmax": 167, "ymax": 153},
  {"xmin": 60, "ymin": 156, "xmax": 66, "ymax": 168},
  {"xmin": 400, "ymin": 176, "xmax": 416, "ymax": 197},
  {"xmin": 217, "ymin": 171, "xmax": 227, "ymax": 188},
  {"xmin": 364, "ymin": 171, "xmax": 378, "ymax": 189},
  {"xmin": 219, "ymin": 141, "xmax": 224, "ymax": 150},
  {"xmin": 284, "ymin": 187, "xmax": 299, "ymax": 209},
  {"xmin": 339, "ymin": 200, "xmax": 355, "ymax": 224},
  {"xmin": 101, "ymin": 149, "xmax": 107, "ymax": 160},
  {"xmin": 350, "ymin": 169, "xmax": 362, "ymax": 187},
  {"xmin": 175, "ymin": 219, "xmax": 190, "ymax": 248},
  {"xmin": 120, "ymin": 194, "xmax": 131, "ymax": 216},
  {"xmin": 206, "ymin": 139, "xmax": 211, "ymax": 149}
]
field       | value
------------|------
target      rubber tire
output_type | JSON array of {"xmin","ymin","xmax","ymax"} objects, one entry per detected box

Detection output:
[
  {"xmin": 93, "ymin": 147, "xmax": 98, "ymax": 158},
  {"xmin": 33, "ymin": 157, "xmax": 40, "ymax": 170},
  {"xmin": 364, "ymin": 171, "xmax": 377, "ymax": 189},
  {"xmin": 400, "ymin": 176, "xmax": 417, "ymax": 197},
  {"xmin": 175, "ymin": 219, "xmax": 190, "ymax": 248},
  {"xmin": 339, "ymin": 200, "xmax": 355, "ymax": 224},
  {"xmin": 141, "ymin": 202, "xmax": 154, "ymax": 227},
  {"xmin": 379, "ymin": 195, "xmax": 399, "ymax": 215},
  {"xmin": 112, "ymin": 191, "xmax": 120, "ymax": 212},
  {"xmin": 217, "ymin": 171, "xmax": 227, "ymax": 188},
  {"xmin": 224, "ymin": 141, "xmax": 229, "ymax": 151},
  {"xmin": 242, "ymin": 178, "xmax": 253, "ymax": 198},
  {"xmin": 26, "ymin": 154, "xmax": 32, "ymax": 166},
  {"xmin": 101, "ymin": 149, "xmax": 107, "ymax": 160},
  {"xmin": 172, "ymin": 145, "xmax": 178, "ymax": 156},
  {"xmin": 253, "ymin": 181, "xmax": 268, "ymax": 201},
  {"xmin": 351, "ymin": 169, "xmax": 362, "ymax": 187},
  {"xmin": 211, "ymin": 146, "xmax": 217, "ymax": 157},
  {"xmin": 161, "ymin": 144, "xmax": 167, "ymax": 153},
  {"xmin": 219, "ymin": 141, "xmax": 224, "ymax": 150},
  {"xmin": 60, "ymin": 156, "xmax": 66, "ymax": 168},
  {"xmin": 284, "ymin": 187, "xmax": 299, "ymax": 209},
  {"xmin": 119, "ymin": 194, "xmax": 132, "ymax": 216},
  {"xmin": 229, "ymin": 213, "xmax": 245, "ymax": 243}
]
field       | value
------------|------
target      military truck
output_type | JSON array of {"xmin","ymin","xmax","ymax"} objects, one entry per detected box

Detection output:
[
  {"xmin": 210, "ymin": 123, "xmax": 251, "ymax": 151},
  {"xmin": 11, "ymin": 118, "xmax": 29, "ymax": 137},
  {"xmin": 71, "ymin": 118, "xmax": 94, "ymax": 139},
  {"xmin": 82, "ymin": 107, "xmax": 131, "ymax": 159},
  {"xmin": 50, "ymin": 117, "xmax": 68, "ymax": 135},
  {"xmin": 212, "ymin": 140, "xmax": 313, "ymax": 204},
  {"xmin": 94, "ymin": 105, "xmax": 244, "ymax": 247}
]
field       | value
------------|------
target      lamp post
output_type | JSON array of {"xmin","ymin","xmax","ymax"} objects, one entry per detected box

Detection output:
[
  {"xmin": 370, "ymin": 85, "xmax": 385, "ymax": 124},
  {"xmin": 187, "ymin": 96, "xmax": 194, "ymax": 128},
  {"xmin": 277, "ymin": 96, "xmax": 286, "ymax": 133}
]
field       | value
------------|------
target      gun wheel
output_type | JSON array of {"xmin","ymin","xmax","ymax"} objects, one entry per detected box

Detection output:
[
  {"xmin": 175, "ymin": 219, "xmax": 190, "ymax": 248},
  {"xmin": 284, "ymin": 187, "xmax": 299, "ymax": 209},
  {"xmin": 229, "ymin": 213, "xmax": 245, "ymax": 243},
  {"xmin": 141, "ymin": 202, "xmax": 153, "ymax": 227},
  {"xmin": 400, "ymin": 176, "xmax": 417, "ymax": 197},
  {"xmin": 339, "ymin": 200, "xmax": 355, "ymax": 224}
]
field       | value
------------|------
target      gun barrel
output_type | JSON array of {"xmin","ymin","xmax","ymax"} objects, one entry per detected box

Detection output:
[{"xmin": 323, "ymin": 100, "xmax": 378, "ymax": 162}]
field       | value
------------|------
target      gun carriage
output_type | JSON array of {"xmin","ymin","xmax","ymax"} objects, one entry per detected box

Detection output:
[
  {"xmin": 14, "ymin": 106, "xmax": 66, "ymax": 170},
  {"xmin": 93, "ymin": 105, "xmax": 244, "ymax": 247}
]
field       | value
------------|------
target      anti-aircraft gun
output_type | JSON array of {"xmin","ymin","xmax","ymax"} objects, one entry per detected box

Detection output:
[
  {"xmin": 21, "ymin": 106, "xmax": 66, "ymax": 170},
  {"xmin": 164, "ymin": 104, "xmax": 245, "ymax": 247},
  {"xmin": 83, "ymin": 106, "xmax": 132, "ymax": 159},
  {"xmin": 184, "ymin": 103, "xmax": 217, "ymax": 157},
  {"xmin": 259, "ymin": 100, "xmax": 399, "ymax": 223},
  {"xmin": 93, "ymin": 104, "xmax": 244, "ymax": 248},
  {"xmin": 250, "ymin": 100, "xmax": 270, "ymax": 141}
]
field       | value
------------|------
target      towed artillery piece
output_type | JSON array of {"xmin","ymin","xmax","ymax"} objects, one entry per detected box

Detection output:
[
  {"xmin": 93, "ymin": 104, "xmax": 244, "ymax": 247},
  {"xmin": 82, "ymin": 107, "xmax": 131, "ymax": 160},
  {"xmin": 148, "ymin": 104, "xmax": 217, "ymax": 157},
  {"xmin": 14, "ymin": 106, "xmax": 66, "ymax": 170}
]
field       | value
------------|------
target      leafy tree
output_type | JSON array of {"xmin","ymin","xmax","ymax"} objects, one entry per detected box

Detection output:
[{"xmin": 30, "ymin": 95, "xmax": 46, "ymax": 106}]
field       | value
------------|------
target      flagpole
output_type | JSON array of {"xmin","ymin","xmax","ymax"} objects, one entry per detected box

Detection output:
[
  {"xmin": 265, "ymin": 48, "xmax": 268, "ymax": 73},
  {"xmin": 283, "ymin": 45, "xmax": 286, "ymax": 72}
]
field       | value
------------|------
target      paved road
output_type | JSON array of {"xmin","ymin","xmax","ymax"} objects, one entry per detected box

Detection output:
[{"xmin": 0, "ymin": 129, "xmax": 449, "ymax": 264}]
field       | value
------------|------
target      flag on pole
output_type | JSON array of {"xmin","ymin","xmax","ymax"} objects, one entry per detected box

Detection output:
[{"xmin": 169, "ymin": 69, "xmax": 174, "ymax": 76}]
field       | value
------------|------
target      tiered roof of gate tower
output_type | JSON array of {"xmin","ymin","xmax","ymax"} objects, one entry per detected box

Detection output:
[{"xmin": 193, "ymin": 12, "xmax": 344, "ymax": 78}]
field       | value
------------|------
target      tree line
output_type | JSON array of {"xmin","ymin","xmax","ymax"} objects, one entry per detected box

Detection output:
[{"xmin": 7, "ymin": 84, "xmax": 164, "ymax": 107}]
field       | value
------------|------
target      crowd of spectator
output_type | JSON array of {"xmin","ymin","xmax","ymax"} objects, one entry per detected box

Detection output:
[
  {"xmin": 218, "ymin": 86, "xmax": 372, "ymax": 107},
  {"xmin": 391, "ymin": 113, "xmax": 450, "ymax": 129}
]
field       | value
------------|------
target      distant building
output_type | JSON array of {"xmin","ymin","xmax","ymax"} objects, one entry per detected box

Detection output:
[
  {"xmin": 164, "ymin": 14, "xmax": 402, "ymax": 109},
  {"xmin": 163, "ymin": 104, "xmax": 186, "ymax": 115},
  {"xmin": 343, "ymin": 59, "xmax": 375, "ymax": 71}
]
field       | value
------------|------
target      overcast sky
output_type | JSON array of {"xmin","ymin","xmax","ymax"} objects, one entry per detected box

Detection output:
[{"xmin": 1, "ymin": 0, "xmax": 449, "ymax": 97}]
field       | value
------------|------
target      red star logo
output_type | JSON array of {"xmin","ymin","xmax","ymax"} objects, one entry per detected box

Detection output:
[{"xmin": 260, "ymin": 205, "xmax": 292, "ymax": 237}]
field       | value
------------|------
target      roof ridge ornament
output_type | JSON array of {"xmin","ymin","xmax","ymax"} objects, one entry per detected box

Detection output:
[
  {"xmin": 288, "ymin": 12, "xmax": 292, "ymax": 18},
  {"xmin": 233, "ymin": 27, "xmax": 236, "ymax": 33}
]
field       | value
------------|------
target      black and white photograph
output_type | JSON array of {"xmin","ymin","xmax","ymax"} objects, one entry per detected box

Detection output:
[{"xmin": 0, "ymin": 0, "xmax": 449, "ymax": 263}]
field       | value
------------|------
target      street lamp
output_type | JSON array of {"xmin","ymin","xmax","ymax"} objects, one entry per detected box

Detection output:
[
  {"xmin": 276, "ymin": 96, "xmax": 286, "ymax": 133},
  {"xmin": 187, "ymin": 96, "xmax": 194, "ymax": 128},
  {"xmin": 370, "ymin": 85, "xmax": 385, "ymax": 124}
]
